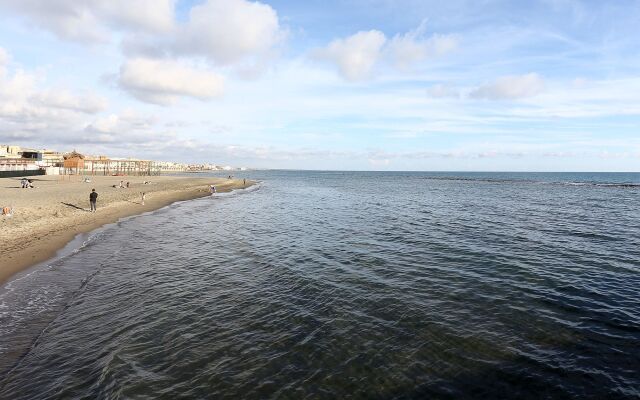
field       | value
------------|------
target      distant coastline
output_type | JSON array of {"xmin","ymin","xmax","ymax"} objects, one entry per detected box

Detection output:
[{"xmin": 0, "ymin": 175, "xmax": 253, "ymax": 284}]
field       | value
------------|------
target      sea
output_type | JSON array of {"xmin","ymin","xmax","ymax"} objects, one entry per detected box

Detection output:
[{"xmin": 0, "ymin": 171, "xmax": 639, "ymax": 399}]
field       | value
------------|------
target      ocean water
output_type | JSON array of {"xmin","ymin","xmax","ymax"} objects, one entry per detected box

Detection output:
[{"xmin": 1, "ymin": 171, "xmax": 639, "ymax": 399}]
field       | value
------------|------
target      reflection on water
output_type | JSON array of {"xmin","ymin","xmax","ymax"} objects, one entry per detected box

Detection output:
[{"xmin": 1, "ymin": 171, "xmax": 639, "ymax": 399}]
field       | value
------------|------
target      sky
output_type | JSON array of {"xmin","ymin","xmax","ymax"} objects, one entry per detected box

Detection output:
[{"xmin": 0, "ymin": 0, "xmax": 639, "ymax": 171}]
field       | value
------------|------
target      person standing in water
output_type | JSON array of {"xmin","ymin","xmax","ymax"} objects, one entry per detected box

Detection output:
[
  {"xmin": 210, "ymin": 185, "xmax": 216, "ymax": 194},
  {"xmin": 89, "ymin": 189, "xmax": 98, "ymax": 213}
]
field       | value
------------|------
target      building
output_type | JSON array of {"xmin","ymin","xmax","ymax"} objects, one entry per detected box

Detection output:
[
  {"xmin": 40, "ymin": 149, "xmax": 64, "ymax": 165},
  {"xmin": 0, "ymin": 145, "xmax": 44, "ymax": 177},
  {"xmin": 1, "ymin": 143, "xmax": 236, "ymax": 177},
  {"xmin": 0, "ymin": 145, "xmax": 22, "ymax": 158}
]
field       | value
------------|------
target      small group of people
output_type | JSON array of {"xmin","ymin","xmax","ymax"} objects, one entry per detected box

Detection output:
[
  {"xmin": 113, "ymin": 181, "xmax": 132, "ymax": 189},
  {"xmin": 19, "ymin": 178, "xmax": 34, "ymax": 188}
]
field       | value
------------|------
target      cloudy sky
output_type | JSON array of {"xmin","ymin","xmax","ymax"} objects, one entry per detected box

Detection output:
[{"xmin": 0, "ymin": 0, "xmax": 639, "ymax": 170}]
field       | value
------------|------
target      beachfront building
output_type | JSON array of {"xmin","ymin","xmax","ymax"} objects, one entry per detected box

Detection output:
[
  {"xmin": 0, "ymin": 145, "xmax": 22, "ymax": 158},
  {"xmin": 0, "ymin": 145, "xmax": 47, "ymax": 177},
  {"xmin": 85, "ymin": 157, "xmax": 160, "ymax": 176},
  {"xmin": 0, "ymin": 145, "xmax": 62, "ymax": 162},
  {"xmin": 1, "ymin": 143, "xmax": 237, "ymax": 177},
  {"xmin": 40, "ymin": 149, "xmax": 65, "ymax": 165},
  {"xmin": 155, "ymin": 161, "xmax": 190, "ymax": 172},
  {"xmin": 60, "ymin": 152, "xmax": 161, "ymax": 176},
  {"xmin": 0, "ymin": 145, "xmax": 65, "ymax": 175}
]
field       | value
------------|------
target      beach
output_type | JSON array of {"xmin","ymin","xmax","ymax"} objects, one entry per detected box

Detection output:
[{"xmin": 0, "ymin": 174, "xmax": 250, "ymax": 283}]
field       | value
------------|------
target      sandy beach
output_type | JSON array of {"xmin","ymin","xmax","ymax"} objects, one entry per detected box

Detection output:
[{"xmin": 0, "ymin": 175, "xmax": 250, "ymax": 283}]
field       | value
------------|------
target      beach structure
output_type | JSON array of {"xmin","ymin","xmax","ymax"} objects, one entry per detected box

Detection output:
[
  {"xmin": 0, "ymin": 145, "xmax": 46, "ymax": 178},
  {"xmin": 62, "ymin": 151, "xmax": 85, "ymax": 175},
  {"xmin": 0, "ymin": 158, "xmax": 41, "ymax": 177},
  {"xmin": 84, "ymin": 157, "xmax": 161, "ymax": 176},
  {"xmin": 61, "ymin": 152, "xmax": 161, "ymax": 176}
]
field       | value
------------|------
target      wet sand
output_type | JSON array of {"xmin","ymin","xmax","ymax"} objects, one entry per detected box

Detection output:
[{"xmin": 0, "ymin": 175, "xmax": 250, "ymax": 284}]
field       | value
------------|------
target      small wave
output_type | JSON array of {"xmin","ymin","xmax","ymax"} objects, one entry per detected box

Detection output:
[
  {"xmin": 211, "ymin": 182, "xmax": 262, "ymax": 198},
  {"xmin": 420, "ymin": 176, "xmax": 532, "ymax": 184},
  {"xmin": 559, "ymin": 181, "xmax": 640, "ymax": 188},
  {"xmin": 593, "ymin": 183, "xmax": 640, "ymax": 188},
  {"xmin": 418, "ymin": 176, "xmax": 640, "ymax": 188}
]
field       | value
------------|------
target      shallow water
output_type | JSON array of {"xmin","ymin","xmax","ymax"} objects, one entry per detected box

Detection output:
[{"xmin": 1, "ymin": 171, "xmax": 639, "ymax": 399}]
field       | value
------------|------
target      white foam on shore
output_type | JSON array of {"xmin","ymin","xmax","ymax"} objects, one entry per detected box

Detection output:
[{"xmin": 211, "ymin": 181, "xmax": 261, "ymax": 198}]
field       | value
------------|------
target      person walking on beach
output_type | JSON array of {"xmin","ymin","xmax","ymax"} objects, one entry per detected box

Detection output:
[
  {"xmin": 210, "ymin": 185, "xmax": 216, "ymax": 194},
  {"xmin": 89, "ymin": 189, "xmax": 98, "ymax": 213},
  {"xmin": 141, "ymin": 192, "xmax": 146, "ymax": 205}
]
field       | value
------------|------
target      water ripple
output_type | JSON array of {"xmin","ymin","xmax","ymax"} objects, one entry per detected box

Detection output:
[{"xmin": 1, "ymin": 171, "xmax": 639, "ymax": 399}]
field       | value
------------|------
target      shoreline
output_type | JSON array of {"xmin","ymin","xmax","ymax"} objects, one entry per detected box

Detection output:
[{"xmin": 0, "ymin": 176, "xmax": 253, "ymax": 284}]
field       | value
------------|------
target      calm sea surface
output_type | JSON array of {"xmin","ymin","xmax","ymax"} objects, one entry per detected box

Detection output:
[{"xmin": 1, "ymin": 171, "xmax": 639, "ymax": 399}]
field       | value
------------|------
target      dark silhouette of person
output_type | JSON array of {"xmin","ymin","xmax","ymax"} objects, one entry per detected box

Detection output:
[{"xmin": 89, "ymin": 189, "xmax": 98, "ymax": 213}]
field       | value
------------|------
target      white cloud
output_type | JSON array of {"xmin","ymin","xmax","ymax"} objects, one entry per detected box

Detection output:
[
  {"xmin": 0, "ymin": 47, "xmax": 9, "ymax": 65},
  {"xmin": 0, "ymin": 48, "xmax": 121, "ymax": 146},
  {"xmin": 117, "ymin": 58, "xmax": 225, "ymax": 105},
  {"xmin": 176, "ymin": 0, "xmax": 283, "ymax": 65},
  {"xmin": 0, "ymin": 0, "xmax": 176, "ymax": 43},
  {"xmin": 315, "ymin": 30, "xmax": 387, "ymax": 81},
  {"xmin": 83, "ymin": 110, "xmax": 156, "ymax": 143},
  {"xmin": 0, "ymin": 69, "xmax": 37, "ymax": 101},
  {"xmin": 0, "ymin": 52, "xmax": 108, "ymax": 145},
  {"xmin": 100, "ymin": 0, "xmax": 175, "ymax": 33},
  {"xmin": 120, "ymin": 0, "xmax": 286, "ymax": 76},
  {"xmin": 470, "ymin": 73, "xmax": 545, "ymax": 100},
  {"xmin": 427, "ymin": 84, "xmax": 460, "ymax": 98},
  {"xmin": 0, "ymin": 0, "xmax": 106, "ymax": 43},
  {"xmin": 368, "ymin": 158, "xmax": 391, "ymax": 167},
  {"xmin": 315, "ymin": 22, "xmax": 457, "ymax": 80},
  {"xmin": 34, "ymin": 90, "xmax": 108, "ymax": 114},
  {"xmin": 387, "ymin": 21, "xmax": 458, "ymax": 69},
  {"xmin": 504, "ymin": 77, "xmax": 640, "ymax": 118},
  {"xmin": 85, "ymin": 114, "xmax": 120, "ymax": 134},
  {"xmin": 1, "ymin": 0, "xmax": 285, "ymax": 81}
]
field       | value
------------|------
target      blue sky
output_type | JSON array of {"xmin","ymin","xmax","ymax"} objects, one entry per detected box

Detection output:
[{"xmin": 0, "ymin": 0, "xmax": 639, "ymax": 170}]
